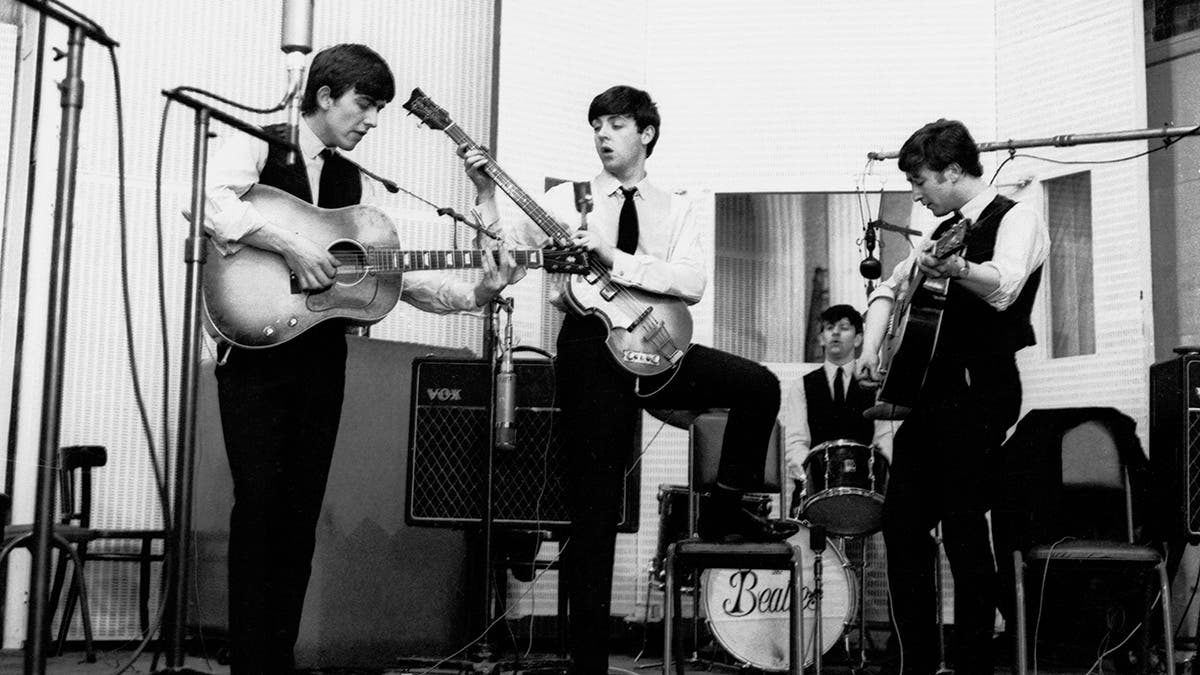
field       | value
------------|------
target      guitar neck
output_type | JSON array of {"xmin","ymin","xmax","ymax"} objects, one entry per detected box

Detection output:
[
  {"xmin": 441, "ymin": 123, "xmax": 575, "ymax": 246},
  {"xmin": 337, "ymin": 248, "xmax": 544, "ymax": 274}
]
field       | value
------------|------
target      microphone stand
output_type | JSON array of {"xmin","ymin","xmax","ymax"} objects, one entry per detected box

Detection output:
[
  {"xmin": 154, "ymin": 88, "xmax": 300, "ymax": 674},
  {"xmin": 10, "ymin": 1, "xmax": 115, "ymax": 672},
  {"xmin": 472, "ymin": 295, "xmax": 512, "ymax": 670}
]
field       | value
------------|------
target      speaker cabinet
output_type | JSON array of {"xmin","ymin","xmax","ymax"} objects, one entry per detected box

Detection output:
[
  {"xmin": 406, "ymin": 357, "xmax": 640, "ymax": 531},
  {"xmin": 1150, "ymin": 348, "xmax": 1200, "ymax": 543}
]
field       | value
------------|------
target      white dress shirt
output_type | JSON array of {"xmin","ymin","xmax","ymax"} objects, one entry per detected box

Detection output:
[
  {"xmin": 472, "ymin": 170, "xmax": 706, "ymax": 309},
  {"xmin": 781, "ymin": 359, "xmax": 895, "ymax": 479},
  {"xmin": 869, "ymin": 186, "xmax": 1049, "ymax": 311},
  {"xmin": 203, "ymin": 118, "xmax": 483, "ymax": 314}
]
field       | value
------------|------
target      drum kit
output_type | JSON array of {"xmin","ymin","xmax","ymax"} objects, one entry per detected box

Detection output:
[{"xmin": 650, "ymin": 439, "xmax": 889, "ymax": 673}]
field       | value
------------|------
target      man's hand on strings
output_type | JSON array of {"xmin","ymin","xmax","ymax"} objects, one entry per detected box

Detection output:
[{"xmin": 474, "ymin": 240, "xmax": 526, "ymax": 307}]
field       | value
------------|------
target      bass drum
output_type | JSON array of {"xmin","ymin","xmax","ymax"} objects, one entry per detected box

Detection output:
[{"xmin": 701, "ymin": 523, "xmax": 855, "ymax": 671}]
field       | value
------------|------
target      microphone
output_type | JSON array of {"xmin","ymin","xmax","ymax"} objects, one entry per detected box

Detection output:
[
  {"xmin": 573, "ymin": 181, "xmax": 593, "ymax": 214},
  {"xmin": 859, "ymin": 221, "xmax": 882, "ymax": 280},
  {"xmin": 495, "ymin": 345, "xmax": 517, "ymax": 451},
  {"xmin": 495, "ymin": 299, "xmax": 517, "ymax": 451},
  {"xmin": 573, "ymin": 181, "xmax": 593, "ymax": 231},
  {"xmin": 281, "ymin": 0, "xmax": 313, "ymax": 165}
]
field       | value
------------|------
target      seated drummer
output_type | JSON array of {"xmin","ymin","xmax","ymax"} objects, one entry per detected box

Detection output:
[{"xmin": 781, "ymin": 304, "xmax": 893, "ymax": 514}]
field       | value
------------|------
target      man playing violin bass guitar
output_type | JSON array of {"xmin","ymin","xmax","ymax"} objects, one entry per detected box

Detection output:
[
  {"xmin": 203, "ymin": 44, "xmax": 525, "ymax": 675},
  {"xmin": 856, "ymin": 119, "xmax": 1048, "ymax": 675},
  {"xmin": 461, "ymin": 85, "xmax": 797, "ymax": 674}
]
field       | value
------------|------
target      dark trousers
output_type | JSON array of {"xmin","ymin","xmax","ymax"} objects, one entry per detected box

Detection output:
[
  {"xmin": 214, "ymin": 326, "xmax": 347, "ymax": 675},
  {"xmin": 881, "ymin": 354, "xmax": 1021, "ymax": 675},
  {"xmin": 556, "ymin": 316, "xmax": 780, "ymax": 675}
]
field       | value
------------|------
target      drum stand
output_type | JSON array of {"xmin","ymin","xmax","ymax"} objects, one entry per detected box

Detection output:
[
  {"xmin": 811, "ymin": 525, "xmax": 827, "ymax": 674},
  {"xmin": 934, "ymin": 523, "xmax": 953, "ymax": 675},
  {"xmin": 838, "ymin": 534, "xmax": 874, "ymax": 675}
]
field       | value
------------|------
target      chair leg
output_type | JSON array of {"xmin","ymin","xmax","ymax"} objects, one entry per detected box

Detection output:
[
  {"xmin": 54, "ymin": 538, "xmax": 92, "ymax": 656},
  {"xmin": 1012, "ymin": 550, "xmax": 1028, "ymax": 675},
  {"xmin": 55, "ymin": 560, "xmax": 78, "ymax": 656},
  {"xmin": 48, "ymin": 547, "xmax": 70, "ymax": 652},
  {"xmin": 53, "ymin": 536, "xmax": 95, "ymax": 663},
  {"xmin": 1157, "ymin": 561, "xmax": 1176, "ymax": 675},
  {"xmin": 662, "ymin": 544, "xmax": 678, "ymax": 675},
  {"xmin": 789, "ymin": 550, "xmax": 804, "ymax": 675},
  {"xmin": 139, "ymin": 538, "xmax": 152, "ymax": 634}
]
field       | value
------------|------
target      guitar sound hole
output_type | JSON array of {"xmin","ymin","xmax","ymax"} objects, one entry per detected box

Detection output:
[{"xmin": 329, "ymin": 240, "xmax": 367, "ymax": 286}]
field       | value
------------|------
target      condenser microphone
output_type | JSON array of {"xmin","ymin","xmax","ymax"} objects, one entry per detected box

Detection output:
[
  {"xmin": 859, "ymin": 220, "xmax": 882, "ymax": 280},
  {"xmin": 281, "ymin": 0, "xmax": 313, "ymax": 165},
  {"xmin": 573, "ymin": 181, "xmax": 593, "ymax": 214},
  {"xmin": 495, "ymin": 347, "xmax": 517, "ymax": 451}
]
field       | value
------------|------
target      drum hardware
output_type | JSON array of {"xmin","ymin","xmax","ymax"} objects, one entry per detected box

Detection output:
[
  {"xmin": 810, "ymin": 524, "xmax": 828, "ymax": 675},
  {"xmin": 934, "ymin": 523, "xmax": 953, "ymax": 675},
  {"xmin": 839, "ymin": 534, "xmax": 875, "ymax": 675}
]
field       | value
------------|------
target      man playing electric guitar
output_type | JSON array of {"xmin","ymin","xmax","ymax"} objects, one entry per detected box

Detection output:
[
  {"xmin": 856, "ymin": 119, "xmax": 1048, "ymax": 675},
  {"xmin": 461, "ymin": 85, "xmax": 797, "ymax": 674}
]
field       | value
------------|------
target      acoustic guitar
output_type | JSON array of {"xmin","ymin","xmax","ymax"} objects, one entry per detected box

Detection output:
[
  {"xmin": 202, "ymin": 184, "xmax": 588, "ymax": 349},
  {"xmin": 874, "ymin": 216, "xmax": 976, "ymax": 411}
]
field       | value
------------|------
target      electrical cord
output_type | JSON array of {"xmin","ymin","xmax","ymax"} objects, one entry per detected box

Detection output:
[{"xmin": 1031, "ymin": 536, "xmax": 1072, "ymax": 675}]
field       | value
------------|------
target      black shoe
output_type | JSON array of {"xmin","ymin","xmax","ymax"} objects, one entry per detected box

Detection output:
[{"xmin": 698, "ymin": 491, "xmax": 800, "ymax": 542}]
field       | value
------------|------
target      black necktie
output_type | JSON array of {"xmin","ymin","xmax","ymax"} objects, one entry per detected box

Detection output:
[
  {"xmin": 833, "ymin": 366, "xmax": 845, "ymax": 406},
  {"xmin": 318, "ymin": 148, "xmax": 352, "ymax": 208},
  {"xmin": 617, "ymin": 186, "xmax": 639, "ymax": 254}
]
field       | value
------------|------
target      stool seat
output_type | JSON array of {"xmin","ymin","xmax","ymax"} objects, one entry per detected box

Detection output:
[
  {"xmin": 646, "ymin": 408, "xmax": 727, "ymax": 430},
  {"xmin": 669, "ymin": 538, "xmax": 796, "ymax": 570}
]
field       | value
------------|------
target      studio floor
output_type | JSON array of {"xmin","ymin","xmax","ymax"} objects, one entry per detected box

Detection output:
[{"xmin": 0, "ymin": 639, "xmax": 1184, "ymax": 675}]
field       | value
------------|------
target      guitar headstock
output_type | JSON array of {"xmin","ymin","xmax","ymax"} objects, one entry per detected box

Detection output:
[
  {"xmin": 541, "ymin": 245, "xmax": 590, "ymax": 274},
  {"xmin": 931, "ymin": 217, "xmax": 974, "ymax": 260},
  {"xmin": 403, "ymin": 88, "xmax": 452, "ymax": 130}
]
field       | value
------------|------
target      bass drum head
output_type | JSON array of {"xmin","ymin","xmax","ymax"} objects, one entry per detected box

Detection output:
[{"xmin": 701, "ymin": 522, "xmax": 856, "ymax": 671}]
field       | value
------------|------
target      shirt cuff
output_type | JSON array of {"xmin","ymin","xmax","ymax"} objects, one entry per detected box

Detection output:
[{"xmin": 471, "ymin": 199, "xmax": 502, "ymax": 233}]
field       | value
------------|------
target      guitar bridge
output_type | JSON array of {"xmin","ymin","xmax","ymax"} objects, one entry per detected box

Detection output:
[
  {"xmin": 627, "ymin": 306, "xmax": 653, "ymax": 331},
  {"xmin": 622, "ymin": 350, "xmax": 661, "ymax": 366}
]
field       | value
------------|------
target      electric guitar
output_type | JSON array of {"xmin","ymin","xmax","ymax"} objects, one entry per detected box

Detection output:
[
  {"xmin": 874, "ymin": 216, "xmax": 976, "ymax": 410},
  {"xmin": 403, "ymin": 87, "xmax": 693, "ymax": 377},
  {"xmin": 203, "ymin": 184, "xmax": 588, "ymax": 349}
]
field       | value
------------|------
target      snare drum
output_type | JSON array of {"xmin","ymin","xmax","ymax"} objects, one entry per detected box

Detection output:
[
  {"xmin": 800, "ymin": 440, "xmax": 890, "ymax": 536},
  {"xmin": 702, "ymin": 522, "xmax": 855, "ymax": 671},
  {"xmin": 651, "ymin": 484, "xmax": 772, "ymax": 582}
]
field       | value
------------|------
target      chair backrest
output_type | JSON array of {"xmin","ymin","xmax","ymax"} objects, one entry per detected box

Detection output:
[
  {"xmin": 688, "ymin": 411, "xmax": 784, "ymax": 494},
  {"xmin": 1060, "ymin": 420, "xmax": 1134, "ymax": 541},
  {"xmin": 57, "ymin": 445, "xmax": 107, "ymax": 528}
]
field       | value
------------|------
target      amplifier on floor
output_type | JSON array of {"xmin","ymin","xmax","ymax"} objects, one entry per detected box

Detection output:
[
  {"xmin": 406, "ymin": 356, "xmax": 640, "ymax": 531},
  {"xmin": 1150, "ymin": 347, "xmax": 1200, "ymax": 544}
]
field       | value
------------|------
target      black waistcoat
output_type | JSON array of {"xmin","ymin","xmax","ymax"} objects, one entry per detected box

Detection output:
[
  {"xmin": 934, "ymin": 194, "xmax": 1042, "ymax": 359},
  {"xmin": 802, "ymin": 367, "xmax": 875, "ymax": 447},
  {"xmin": 257, "ymin": 123, "xmax": 362, "ymax": 207}
]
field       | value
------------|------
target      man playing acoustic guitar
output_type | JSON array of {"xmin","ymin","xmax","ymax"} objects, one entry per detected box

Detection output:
[
  {"xmin": 461, "ymin": 85, "xmax": 798, "ymax": 674},
  {"xmin": 856, "ymin": 119, "xmax": 1048, "ymax": 675},
  {"xmin": 204, "ymin": 44, "xmax": 524, "ymax": 675}
]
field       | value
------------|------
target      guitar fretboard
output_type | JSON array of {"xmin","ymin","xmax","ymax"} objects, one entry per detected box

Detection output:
[
  {"xmin": 332, "ymin": 248, "xmax": 543, "ymax": 274},
  {"xmin": 442, "ymin": 123, "xmax": 577, "ymax": 247}
]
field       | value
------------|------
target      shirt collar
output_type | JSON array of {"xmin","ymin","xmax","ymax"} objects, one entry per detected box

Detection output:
[
  {"xmin": 959, "ymin": 185, "xmax": 998, "ymax": 223},
  {"xmin": 823, "ymin": 360, "xmax": 855, "ymax": 381},
  {"xmin": 595, "ymin": 170, "xmax": 650, "ymax": 199},
  {"xmin": 300, "ymin": 117, "xmax": 330, "ymax": 161}
]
